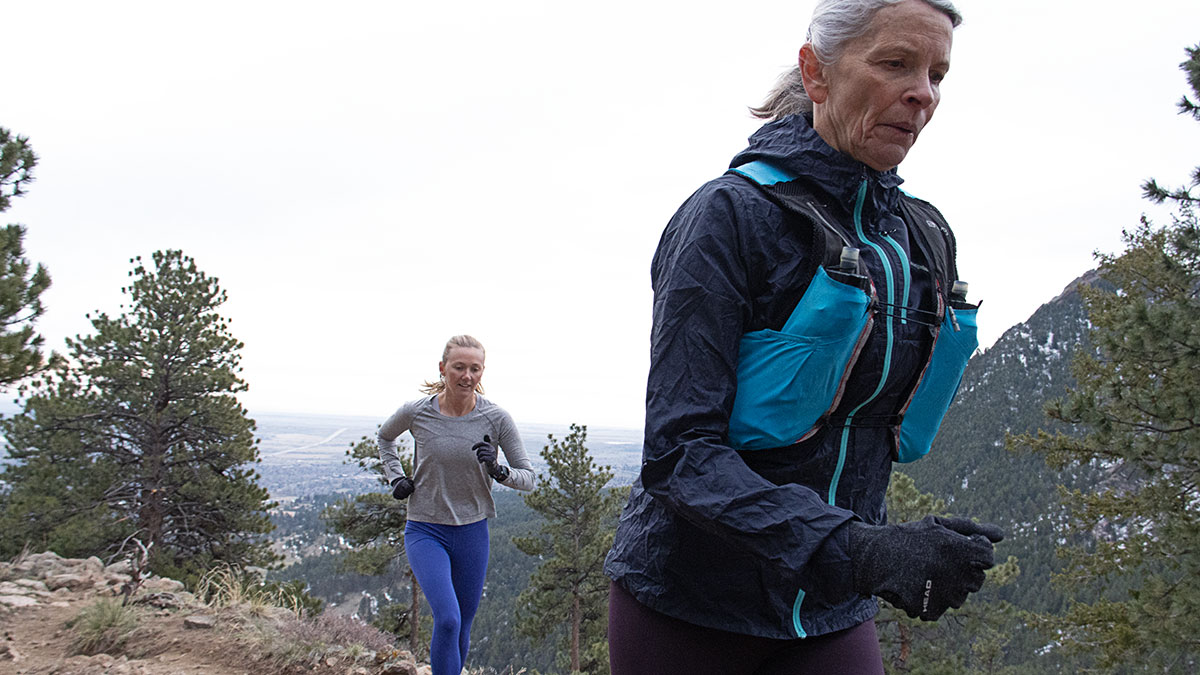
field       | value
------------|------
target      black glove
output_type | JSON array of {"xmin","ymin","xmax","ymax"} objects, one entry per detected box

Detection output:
[
  {"xmin": 390, "ymin": 477, "xmax": 414, "ymax": 500},
  {"xmin": 472, "ymin": 435, "xmax": 509, "ymax": 482},
  {"xmin": 848, "ymin": 515, "xmax": 1003, "ymax": 621},
  {"xmin": 473, "ymin": 435, "xmax": 497, "ymax": 465}
]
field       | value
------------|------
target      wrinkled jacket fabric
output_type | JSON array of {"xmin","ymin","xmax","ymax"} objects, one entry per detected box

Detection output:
[{"xmin": 604, "ymin": 114, "xmax": 962, "ymax": 639}]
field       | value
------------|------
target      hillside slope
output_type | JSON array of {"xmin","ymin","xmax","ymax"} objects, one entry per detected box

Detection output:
[
  {"xmin": 0, "ymin": 551, "xmax": 425, "ymax": 675},
  {"xmin": 901, "ymin": 270, "xmax": 1102, "ymax": 615}
]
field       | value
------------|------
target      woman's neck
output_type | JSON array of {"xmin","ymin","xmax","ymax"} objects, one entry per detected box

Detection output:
[{"xmin": 438, "ymin": 390, "xmax": 477, "ymax": 417}]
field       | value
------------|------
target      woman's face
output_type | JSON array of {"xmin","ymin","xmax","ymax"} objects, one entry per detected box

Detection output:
[
  {"xmin": 802, "ymin": 0, "xmax": 954, "ymax": 172},
  {"xmin": 439, "ymin": 346, "xmax": 485, "ymax": 396}
]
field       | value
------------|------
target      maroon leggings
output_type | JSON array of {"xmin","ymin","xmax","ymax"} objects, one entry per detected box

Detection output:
[{"xmin": 608, "ymin": 582, "xmax": 884, "ymax": 675}]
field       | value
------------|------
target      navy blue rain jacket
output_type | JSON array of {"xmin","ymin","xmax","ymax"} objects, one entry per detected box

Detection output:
[{"xmin": 604, "ymin": 114, "xmax": 961, "ymax": 639}]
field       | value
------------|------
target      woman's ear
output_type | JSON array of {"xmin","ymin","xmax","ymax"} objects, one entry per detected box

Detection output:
[{"xmin": 798, "ymin": 43, "xmax": 828, "ymax": 105}]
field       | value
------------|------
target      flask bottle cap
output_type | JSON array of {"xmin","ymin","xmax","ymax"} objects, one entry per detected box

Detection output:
[{"xmin": 839, "ymin": 246, "xmax": 860, "ymax": 271}]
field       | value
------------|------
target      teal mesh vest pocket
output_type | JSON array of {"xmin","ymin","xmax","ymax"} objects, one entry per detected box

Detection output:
[
  {"xmin": 728, "ymin": 268, "xmax": 872, "ymax": 450},
  {"xmin": 896, "ymin": 308, "xmax": 978, "ymax": 462}
]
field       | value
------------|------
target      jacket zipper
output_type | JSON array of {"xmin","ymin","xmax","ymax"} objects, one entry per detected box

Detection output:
[{"xmin": 827, "ymin": 179, "xmax": 908, "ymax": 506}]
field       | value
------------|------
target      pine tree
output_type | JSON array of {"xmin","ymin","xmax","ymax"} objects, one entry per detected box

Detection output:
[
  {"xmin": 0, "ymin": 250, "xmax": 274, "ymax": 583},
  {"xmin": 0, "ymin": 127, "xmax": 53, "ymax": 388},
  {"xmin": 0, "ymin": 128, "xmax": 36, "ymax": 211},
  {"xmin": 1016, "ymin": 43, "xmax": 1200, "ymax": 671},
  {"xmin": 514, "ymin": 424, "xmax": 627, "ymax": 675},
  {"xmin": 1143, "ymin": 44, "xmax": 1200, "ymax": 206},
  {"xmin": 322, "ymin": 435, "xmax": 424, "ymax": 655}
]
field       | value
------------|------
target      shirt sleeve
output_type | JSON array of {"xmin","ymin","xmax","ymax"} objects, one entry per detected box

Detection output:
[
  {"xmin": 641, "ymin": 181, "xmax": 857, "ymax": 591},
  {"xmin": 493, "ymin": 408, "xmax": 535, "ymax": 491},
  {"xmin": 377, "ymin": 400, "xmax": 417, "ymax": 484}
]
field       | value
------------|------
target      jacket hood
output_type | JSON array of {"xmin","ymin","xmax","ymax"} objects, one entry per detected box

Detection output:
[{"xmin": 729, "ymin": 114, "xmax": 905, "ymax": 228}]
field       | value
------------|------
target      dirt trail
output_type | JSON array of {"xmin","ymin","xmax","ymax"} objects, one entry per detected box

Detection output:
[{"xmin": 0, "ymin": 595, "xmax": 251, "ymax": 675}]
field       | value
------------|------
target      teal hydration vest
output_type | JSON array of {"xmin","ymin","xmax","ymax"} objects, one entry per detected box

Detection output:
[{"xmin": 726, "ymin": 161, "xmax": 978, "ymax": 463}]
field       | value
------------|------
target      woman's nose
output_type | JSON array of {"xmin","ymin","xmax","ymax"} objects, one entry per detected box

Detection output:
[{"xmin": 905, "ymin": 74, "xmax": 936, "ymax": 108}]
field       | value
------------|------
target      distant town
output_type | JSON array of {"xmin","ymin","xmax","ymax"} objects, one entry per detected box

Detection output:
[{"xmin": 253, "ymin": 411, "xmax": 644, "ymax": 502}]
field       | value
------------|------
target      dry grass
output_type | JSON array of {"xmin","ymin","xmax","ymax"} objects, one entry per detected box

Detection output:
[
  {"xmin": 191, "ymin": 564, "xmax": 400, "ymax": 672},
  {"xmin": 194, "ymin": 564, "xmax": 313, "ymax": 616},
  {"xmin": 238, "ymin": 611, "xmax": 396, "ymax": 672},
  {"xmin": 67, "ymin": 598, "xmax": 145, "ymax": 656},
  {"xmin": 66, "ymin": 587, "xmax": 398, "ymax": 674}
]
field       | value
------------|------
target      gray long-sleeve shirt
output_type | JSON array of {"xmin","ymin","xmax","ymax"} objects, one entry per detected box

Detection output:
[{"xmin": 378, "ymin": 394, "xmax": 534, "ymax": 525}]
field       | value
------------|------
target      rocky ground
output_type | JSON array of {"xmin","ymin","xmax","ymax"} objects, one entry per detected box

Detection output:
[{"xmin": 0, "ymin": 552, "xmax": 427, "ymax": 675}]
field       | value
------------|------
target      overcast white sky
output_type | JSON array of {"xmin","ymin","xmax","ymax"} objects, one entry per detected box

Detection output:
[{"xmin": 3, "ymin": 1, "xmax": 1199, "ymax": 430}]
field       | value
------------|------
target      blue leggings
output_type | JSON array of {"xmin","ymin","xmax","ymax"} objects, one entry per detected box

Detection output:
[{"xmin": 405, "ymin": 519, "xmax": 490, "ymax": 675}]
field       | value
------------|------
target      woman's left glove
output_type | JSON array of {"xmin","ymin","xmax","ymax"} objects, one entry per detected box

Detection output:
[
  {"xmin": 473, "ymin": 435, "xmax": 509, "ymax": 482},
  {"xmin": 848, "ymin": 515, "xmax": 1003, "ymax": 621},
  {"xmin": 391, "ymin": 477, "xmax": 414, "ymax": 500}
]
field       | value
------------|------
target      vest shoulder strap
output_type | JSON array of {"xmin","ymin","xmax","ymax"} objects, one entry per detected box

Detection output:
[
  {"xmin": 899, "ymin": 194, "xmax": 958, "ymax": 293},
  {"xmin": 728, "ymin": 162, "xmax": 854, "ymax": 271}
]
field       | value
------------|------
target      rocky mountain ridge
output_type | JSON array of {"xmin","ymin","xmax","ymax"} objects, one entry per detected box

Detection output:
[{"xmin": 0, "ymin": 551, "xmax": 429, "ymax": 675}]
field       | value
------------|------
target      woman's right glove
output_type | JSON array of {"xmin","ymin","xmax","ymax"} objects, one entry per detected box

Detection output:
[
  {"xmin": 473, "ymin": 435, "xmax": 509, "ymax": 482},
  {"xmin": 848, "ymin": 515, "xmax": 1003, "ymax": 621},
  {"xmin": 391, "ymin": 477, "xmax": 414, "ymax": 500}
]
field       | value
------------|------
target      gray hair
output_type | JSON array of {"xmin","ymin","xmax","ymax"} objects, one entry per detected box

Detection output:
[{"xmin": 750, "ymin": 0, "xmax": 962, "ymax": 120}]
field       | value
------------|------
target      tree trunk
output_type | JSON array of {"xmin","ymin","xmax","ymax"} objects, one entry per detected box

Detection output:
[
  {"xmin": 410, "ymin": 571, "xmax": 421, "ymax": 657},
  {"xmin": 139, "ymin": 440, "xmax": 167, "ymax": 552},
  {"xmin": 571, "ymin": 589, "xmax": 581, "ymax": 673},
  {"xmin": 898, "ymin": 621, "xmax": 912, "ymax": 669}
]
